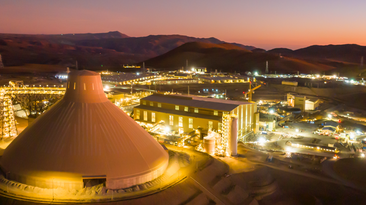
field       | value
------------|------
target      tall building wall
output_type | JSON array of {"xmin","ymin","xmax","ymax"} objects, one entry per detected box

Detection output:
[
  {"xmin": 134, "ymin": 108, "xmax": 221, "ymax": 133},
  {"xmin": 231, "ymin": 103, "xmax": 257, "ymax": 137}
]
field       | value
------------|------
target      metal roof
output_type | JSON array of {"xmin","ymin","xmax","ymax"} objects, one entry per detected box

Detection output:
[{"xmin": 142, "ymin": 94, "xmax": 252, "ymax": 111}]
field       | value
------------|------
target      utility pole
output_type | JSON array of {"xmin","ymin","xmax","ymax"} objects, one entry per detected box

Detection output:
[
  {"xmin": 0, "ymin": 54, "xmax": 4, "ymax": 68},
  {"xmin": 188, "ymin": 85, "xmax": 190, "ymax": 95},
  {"xmin": 361, "ymin": 56, "xmax": 364, "ymax": 69},
  {"xmin": 265, "ymin": 61, "xmax": 269, "ymax": 73}
]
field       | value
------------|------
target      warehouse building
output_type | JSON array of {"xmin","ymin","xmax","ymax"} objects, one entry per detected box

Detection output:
[{"xmin": 134, "ymin": 94, "xmax": 258, "ymax": 155}]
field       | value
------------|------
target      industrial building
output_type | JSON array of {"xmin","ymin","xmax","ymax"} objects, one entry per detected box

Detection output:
[
  {"xmin": 197, "ymin": 76, "xmax": 246, "ymax": 84},
  {"xmin": 287, "ymin": 93, "xmax": 320, "ymax": 111},
  {"xmin": 150, "ymin": 78, "xmax": 199, "ymax": 85},
  {"xmin": 134, "ymin": 94, "xmax": 258, "ymax": 155},
  {"xmin": 0, "ymin": 70, "xmax": 169, "ymax": 190}
]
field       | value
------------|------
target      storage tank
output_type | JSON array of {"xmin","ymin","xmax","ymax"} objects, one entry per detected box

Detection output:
[
  {"xmin": 1, "ymin": 70, "xmax": 169, "ymax": 190},
  {"xmin": 230, "ymin": 117, "xmax": 238, "ymax": 156},
  {"xmin": 203, "ymin": 133, "xmax": 216, "ymax": 155}
]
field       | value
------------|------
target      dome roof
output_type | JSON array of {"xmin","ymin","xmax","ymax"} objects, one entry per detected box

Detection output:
[{"xmin": 1, "ymin": 70, "xmax": 169, "ymax": 189}]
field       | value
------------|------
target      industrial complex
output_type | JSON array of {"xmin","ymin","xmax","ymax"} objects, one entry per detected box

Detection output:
[{"xmin": 0, "ymin": 65, "xmax": 366, "ymax": 204}]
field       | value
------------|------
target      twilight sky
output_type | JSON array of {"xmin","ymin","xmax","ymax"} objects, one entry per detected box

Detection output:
[{"xmin": 1, "ymin": 0, "xmax": 365, "ymax": 49}]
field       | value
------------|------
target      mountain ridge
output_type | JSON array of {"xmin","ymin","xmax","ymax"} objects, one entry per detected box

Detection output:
[{"xmin": 0, "ymin": 31, "xmax": 364, "ymax": 75}]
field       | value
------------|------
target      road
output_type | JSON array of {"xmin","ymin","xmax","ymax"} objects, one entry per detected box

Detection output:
[{"xmin": 236, "ymin": 144, "xmax": 363, "ymax": 190}]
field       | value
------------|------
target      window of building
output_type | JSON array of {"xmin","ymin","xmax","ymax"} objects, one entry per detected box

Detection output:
[
  {"xmin": 208, "ymin": 121, "xmax": 213, "ymax": 130},
  {"xmin": 175, "ymin": 105, "xmax": 179, "ymax": 110},
  {"xmin": 189, "ymin": 118, "xmax": 193, "ymax": 129},
  {"xmin": 179, "ymin": 117, "xmax": 183, "ymax": 127},
  {"xmin": 169, "ymin": 115, "xmax": 174, "ymax": 125},
  {"xmin": 184, "ymin": 106, "xmax": 189, "ymax": 112},
  {"xmin": 142, "ymin": 100, "xmax": 146, "ymax": 105},
  {"xmin": 136, "ymin": 109, "xmax": 140, "ymax": 120},
  {"xmin": 214, "ymin": 110, "xmax": 218, "ymax": 116},
  {"xmin": 158, "ymin": 103, "xmax": 162, "ymax": 108},
  {"xmin": 143, "ymin": 111, "xmax": 148, "ymax": 121},
  {"xmin": 150, "ymin": 102, "xmax": 154, "ymax": 106},
  {"xmin": 194, "ymin": 108, "xmax": 199, "ymax": 113},
  {"xmin": 151, "ymin": 112, "xmax": 156, "ymax": 122}
]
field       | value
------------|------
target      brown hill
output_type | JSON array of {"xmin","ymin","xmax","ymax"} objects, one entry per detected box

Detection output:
[
  {"xmin": 0, "ymin": 32, "xmax": 255, "ymax": 69},
  {"xmin": 269, "ymin": 44, "xmax": 366, "ymax": 65},
  {"xmin": 144, "ymin": 42, "xmax": 333, "ymax": 73},
  {"xmin": 75, "ymin": 35, "xmax": 255, "ymax": 57},
  {"xmin": 0, "ymin": 36, "xmax": 146, "ymax": 68}
]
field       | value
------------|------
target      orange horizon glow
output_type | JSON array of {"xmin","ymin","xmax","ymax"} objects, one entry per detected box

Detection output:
[{"xmin": 1, "ymin": 0, "xmax": 366, "ymax": 50}]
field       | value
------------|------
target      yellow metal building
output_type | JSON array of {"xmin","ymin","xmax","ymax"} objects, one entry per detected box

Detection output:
[{"xmin": 134, "ymin": 94, "xmax": 258, "ymax": 137}]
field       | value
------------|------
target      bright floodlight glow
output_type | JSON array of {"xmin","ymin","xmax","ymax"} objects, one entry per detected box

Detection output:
[
  {"xmin": 258, "ymin": 137, "xmax": 266, "ymax": 146},
  {"xmin": 164, "ymin": 126, "xmax": 170, "ymax": 133},
  {"xmin": 295, "ymin": 129, "xmax": 299, "ymax": 132},
  {"xmin": 350, "ymin": 132, "xmax": 355, "ymax": 139},
  {"xmin": 285, "ymin": 147, "xmax": 293, "ymax": 152},
  {"xmin": 328, "ymin": 114, "xmax": 332, "ymax": 119},
  {"xmin": 269, "ymin": 109, "xmax": 274, "ymax": 114},
  {"xmin": 361, "ymin": 153, "xmax": 365, "ymax": 158},
  {"xmin": 254, "ymin": 71, "xmax": 258, "ymax": 76},
  {"xmin": 103, "ymin": 85, "xmax": 110, "ymax": 91}
]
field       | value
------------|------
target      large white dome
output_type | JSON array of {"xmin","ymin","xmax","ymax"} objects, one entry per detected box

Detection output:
[{"xmin": 0, "ymin": 70, "xmax": 169, "ymax": 190}]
